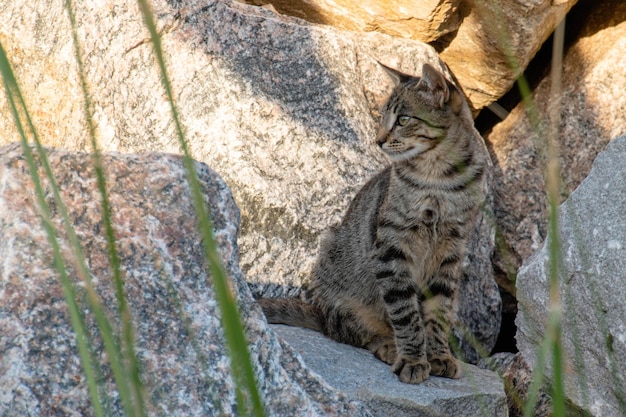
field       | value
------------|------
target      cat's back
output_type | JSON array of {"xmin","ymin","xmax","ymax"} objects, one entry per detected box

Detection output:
[
  {"xmin": 339, "ymin": 165, "xmax": 391, "ymax": 235},
  {"xmin": 311, "ymin": 166, "xmax": 391, "ymax": 283}
]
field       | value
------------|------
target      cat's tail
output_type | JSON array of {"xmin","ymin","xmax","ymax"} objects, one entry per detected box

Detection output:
[{"xmin": 258, "ymin": 298, "xmax": 324, "ymax": 333}]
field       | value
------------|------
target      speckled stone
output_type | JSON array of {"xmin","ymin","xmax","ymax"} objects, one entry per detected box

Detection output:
[
  {"xmin": 239, "ymin": 0, "xmax": 463, "ymax": 44},
  {"xmin": 0, "ymin": 0, "xmax": 500, "ymax": 363},
  {"xmin": 0, "ymin": 143, "xmax": 372, "ymax": 416}
]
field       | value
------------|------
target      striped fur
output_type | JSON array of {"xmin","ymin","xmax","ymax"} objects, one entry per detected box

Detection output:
[{"xmin": 260, "ymin": 63, "xmax": 488, "ymax": 384}]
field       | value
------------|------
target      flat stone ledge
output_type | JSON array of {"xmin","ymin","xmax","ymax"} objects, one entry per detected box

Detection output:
[{"xmin": 272, "ymin": 324, "xmax": 508, "ymax": 417}]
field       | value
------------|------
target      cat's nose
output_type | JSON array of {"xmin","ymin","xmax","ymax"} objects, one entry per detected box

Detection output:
[{"xmin": 375, "ymin": 133, "xmax": 387, "ymax": 147}]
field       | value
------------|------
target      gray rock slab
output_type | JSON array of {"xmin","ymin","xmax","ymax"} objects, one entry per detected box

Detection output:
[
  {"xmin": 516, "ymin": 135, "xmax": 626, "ymax": 417},
  {"xmin": 272, "ymin": 324, "xmax": 508, "ymax": 417}
]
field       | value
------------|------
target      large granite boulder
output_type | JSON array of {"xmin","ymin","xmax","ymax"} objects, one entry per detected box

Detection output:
[
  {"xmin": 240, "ymin": 0, "xmax": 463, "ymax": 43},
  {"xmin": 516, "ymin": 135, "xmax": 626, "ymax": 417},
  {"xmin": 0, "ymin": 0, "xmax": 500, "ymax": 362},
  {"xmin": 486, "ymin": 0, "xmax": 626, "ymax": 284},
  {"xmin": 0, "ymin": 143, "xmax": 372, "ymax": 416}
]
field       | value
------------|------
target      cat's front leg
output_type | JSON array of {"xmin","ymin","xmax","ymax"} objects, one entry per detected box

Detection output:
[
  {"xmin": 375, "ymin": 260, "xmax": 431, "ymax": 383},
  {"xmin": 387, "ymin": 292, "xmax": 431, "ymax": 383},
  {"xmin": 421, "ymin": 274, "xmax": 462, "ymax": 379}
]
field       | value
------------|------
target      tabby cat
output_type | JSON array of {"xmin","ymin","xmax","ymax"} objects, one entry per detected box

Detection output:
[{"xmin": 259, "ymin": 63, "xmax": 488, "ymax": 384}]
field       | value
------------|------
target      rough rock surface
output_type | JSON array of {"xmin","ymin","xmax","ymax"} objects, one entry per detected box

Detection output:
[
  {"xmin": 486, "ymin": 0, "xmax": 626, "ymax": 283},
  {"xmin": 274, "ymin": 324, "xmax": 509, "ymax": 417},
  {"xmin": 479, "ymin": 353, "xmax": 552, "ymax": 417},
  {"xmin": 239, "ymin": 0, "xmax": 578, "ymax": 110},
  {"xmin": 240, "ymin": 0, "xmax": 463, "ymax": 43},
  {"xmin": 439, "ymin": 0, "xmax": 577, "ymax": 110},
  {"xmin": 516, "ymin": 135, "xmax": 626, "ymax": 417},
  {"xmin": 0, "ymin": 143, "xmax": 372, "ymax": 416},
  {"xmin": 0, "ymin": 0, "xmax": 500, "ymax": 361}
]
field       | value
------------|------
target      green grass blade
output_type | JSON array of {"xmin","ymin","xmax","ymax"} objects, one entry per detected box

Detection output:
[
  {"xmin": 135, "ymin": 1, "xmax": 265, "ymax": 415},
  {"xmin": 545, "ymin": 19, "xmax": 566, "ymax": 417},
  {"xmin": 63, "ymin": 1, "xmax": 146, "ymax": 415}
]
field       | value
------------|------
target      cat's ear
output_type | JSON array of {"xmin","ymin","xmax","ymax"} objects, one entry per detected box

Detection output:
[
  {"xmin": 377, "ymin": 61, "xmax": 415, "ymax": 86},
  {"xmin": 449, "ymin": 87, "xmax": 464, "ymax": 114},
  {"xmin": 419, "ymin": 63, "xmax": 450, "ymax": 110}
]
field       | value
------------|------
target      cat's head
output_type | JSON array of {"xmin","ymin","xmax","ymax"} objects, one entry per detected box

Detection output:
[{"xmin": 375, "ymin": 63, "xmax": 465, "ymax": 162}]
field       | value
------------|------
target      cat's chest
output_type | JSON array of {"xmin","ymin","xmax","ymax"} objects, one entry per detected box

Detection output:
[
  {"xmin": 398, "ymin": 209, "xmax": 467, "ymax": 281},
  {"xmin": 399, "ymin": 191, "xmax": 466, "ymax": 228},
  {"xmin": 393, "ymin": 192, "xmax": 472, "ymax": 251},
  {"xmin": 378, "ymin": 182, "xmax": 476, "ymax": 255}
]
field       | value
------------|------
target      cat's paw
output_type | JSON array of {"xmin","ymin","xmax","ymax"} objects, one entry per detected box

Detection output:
[
  {"xmin": 372, "ymin": 341, "xmax": 397, "ymax": 365},
  {"xmin": 429, "ymin": 356, "xmax": 462, "ymax": 379},
  {"xmin": 391, "ymin": 357, "xmax": 431, "ymax": 384}
]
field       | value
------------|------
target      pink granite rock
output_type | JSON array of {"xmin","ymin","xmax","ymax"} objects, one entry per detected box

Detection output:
[{"xmin": 0, "ymin": 143, "xmax": 371, "ymax": 416}]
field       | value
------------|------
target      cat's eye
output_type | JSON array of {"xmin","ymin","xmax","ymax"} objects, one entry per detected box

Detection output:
[{"xmin": 397, "ymin": 116, "xmax": 411, "ymax": 126}]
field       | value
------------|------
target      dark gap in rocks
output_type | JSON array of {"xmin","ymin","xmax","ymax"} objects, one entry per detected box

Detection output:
[
  {"xmin": 491, "ymin": 290, "xmax": 518, "ymax": 354},
  {"xmin": 475, "ymin": 0, "xmax": 596, "ymax": 137}
]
